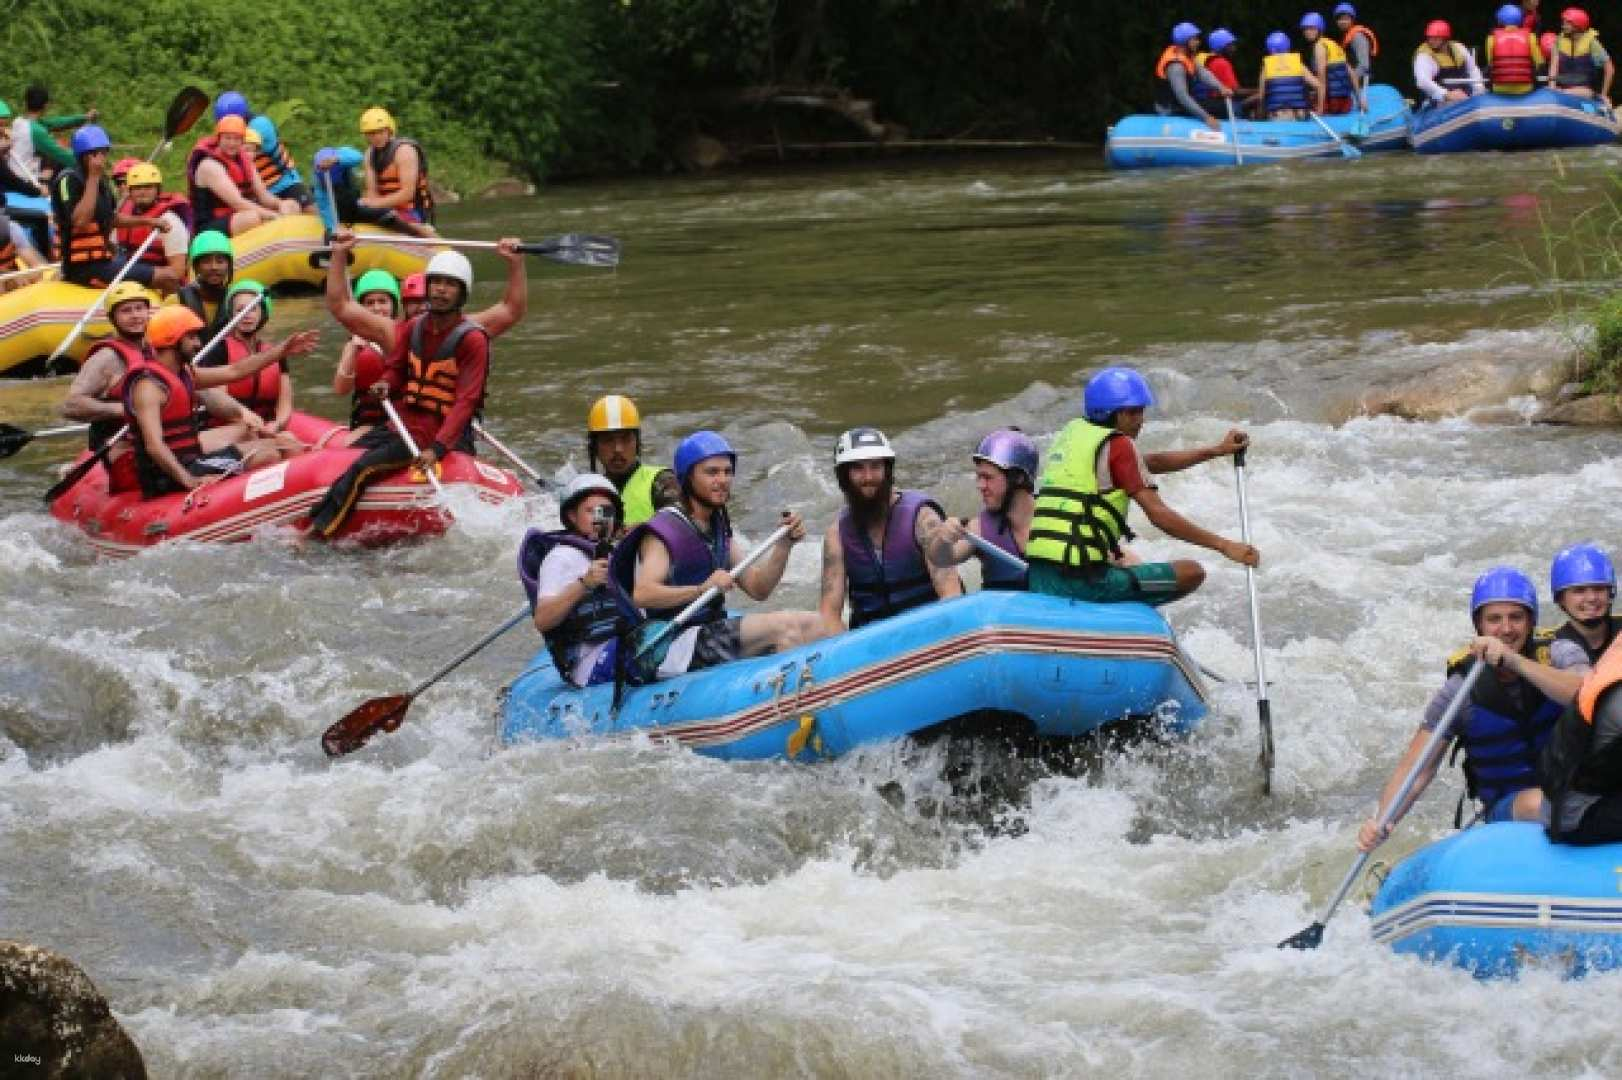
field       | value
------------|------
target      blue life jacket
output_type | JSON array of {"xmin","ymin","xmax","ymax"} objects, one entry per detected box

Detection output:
[
  {"xmin": 976, "ymin": 509, "xmax": 1027, "ymax": 591},
  {"xmin": 838, "ymin": 490, "xmax": 942, "ymax": 629},
  {"xmin": 1447, "ymin": 645, "xmax": 1564, "ymax": 807},
  {"xmin": 609, "ymin": 505, "xmax": 732, "ymax": 625}
]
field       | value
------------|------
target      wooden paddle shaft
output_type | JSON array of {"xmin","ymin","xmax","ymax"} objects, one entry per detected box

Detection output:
[{"xmin": 379, "ymin": 398, "xmax": 446, "ymax": 496}]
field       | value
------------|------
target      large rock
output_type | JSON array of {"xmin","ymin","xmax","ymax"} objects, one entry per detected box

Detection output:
[
  {"xmin": 476, "ymin": 177, "xmax": 536, "ymax": 199},
  {"xmin": 1534, "ymin": 393, "xmax": 1622, "ymax": 426},
  {"xmin": 0, "ymin": 941, "xmax": 145, "ymax": 1079},
  {"xmin": 1353, "ymin": 350, "xmax": 1574, "ymax": 422}
]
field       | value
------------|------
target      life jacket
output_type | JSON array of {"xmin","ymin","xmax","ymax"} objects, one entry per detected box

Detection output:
[
  {"xmin": 53, "ymin": 168, "xmax": 115, "ymax": 267},
  {"xmin": 1555, "ymin": 616, "xmax": 1622, "ymax": 667},
  {"xmin": 617, "ymin": 462, "xmax": 664, "ymax": 526},
  {"xmin": 186, "ymin": 136, "xmax": 256, "ymax": 228},
  {"xmin": 368, "ymin": 137, "xmax": 434, "ymax": 222},
  {"xmin": 218, "ymin": 335, "xmax": 282, "ymax": 422},
  {"xmin": 1154, "ymin": 46, "xmax": 1198, "ymax": 110},
  {"xmin": 177, "ymin": 282, "xmax": 223, "ymax": 330},
  {"xmin": 1342, "ymin": 23, "xmax": 1380, "ymax": 62},
  {"xmin": 1191, "ymin": 52, "xmax": 1221, "ymax": 104},
  {"xmin": 254, "ymin": 141, "xmax": 297, "ymax": 191},
  {"xmin": 1314, "ymin": 38, "xmax": 1357, "ymax": 102},
  {"xmin": 1489, "ymin": 27, "xmax": 1538, "ymax": 91},
  {"xmin": 976, "ymin": 509, "xmax": 1027, "ymax": 591},
  {"xmin": 1027, "ymin": 420, "xmax": 1135, "ymax": 572},
  {"xmin": 399, "ymin": 314, "xmax": 484, "ymax": 420},
  {"xmin": 121, "ymin": 360, "xmax": 202, "ymax": 498},
  {"xmin": 609, "ymin": 505, "xmax": 732, "ymax": 624},
  {"xmin": 1415, "ymin": 41, "xmax": 1470, "ymax": 88},
  {"xmin": 517, "ymin": 528, "xmax": 634, "ymax": 683},
  {"xmin": 1554, "ymin": 30, "xmax": 1603, "ymax": 90},
  {"xmin": 1263, "ymin": 53, "xmax": 1313, "ymax": 113},
  {"xmin": 115, "ymin": 193, "xmax": 191, "ymax": 266},
  {"xmin": 1542, "ymin": 639, "xmax": 1622, "ymax": 835},
  {"xmin": 1445, "ymin": 637, "xmax": 1564, "ymax": 808},
  {"xmin": 0, "ymin": 231, "xmax": 14, "ymax": 273},
  {"xmin": 838, "ymin": 491, "xmax": 942, "ymax": 629},
  {"xmin": 91, "ymin": 337, "xmax": 153, "ymax": 494},
  {"xmin": 349, "ymin": 343, "xmax": 388, "ymax": 428}
]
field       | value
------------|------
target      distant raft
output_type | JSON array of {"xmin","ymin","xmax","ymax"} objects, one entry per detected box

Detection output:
[
  {"xmin": 1106, "ymin": 84, "xmax": 1411, "ymax": 169},
  {"xmin": 1409, "ymin": 88, "xmax": 1621, "ymax": 153},
  {"xmin": 500, "ymin": 590, "xmax": 1210, "ymax": 760},
  {"xmin": 1369, "ymin": 822, "xmax": 1622, "ymax": 978}
]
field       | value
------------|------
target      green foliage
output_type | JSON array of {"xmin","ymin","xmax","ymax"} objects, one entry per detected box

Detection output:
[{"xmin": 1585, "ymin": 295, "xmax": 1622, "ymax": 394}]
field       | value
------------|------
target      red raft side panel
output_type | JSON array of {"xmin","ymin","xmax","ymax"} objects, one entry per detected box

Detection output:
[{"xmin": 48, "ymin": 412, "xmax": 525, "ymax": 556}]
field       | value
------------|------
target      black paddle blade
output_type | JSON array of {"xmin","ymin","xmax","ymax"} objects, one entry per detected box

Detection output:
[
  {"xmin": 322, "ymin": 694, "xmax": 412, "ymax": 757},
  {"xmin": 1278, "ymin": 922, "xmax": 1325, "ymax": 951},
  {"xmin": 519, "ymin": 234, "xmax": 621, "ymax": 268},
  {"xmin": 0, "ymin": 423, "xmax": 33, "ymax": 459},
  {"xmin": 166, "ymin": 87, "xmax": 210, "ymax": 141}
]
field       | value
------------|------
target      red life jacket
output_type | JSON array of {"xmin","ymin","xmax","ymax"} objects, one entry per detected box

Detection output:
[
  {"xmin": 222, "ymin": 335, "xmax": 283, "ymax": 422},
  {"xmin": 121, "ymin": 359, "xmax": 203, "ymax": 494},
  {"xmin": 186, "ymin": 136, "xmax": 256, "ymax": 226},
  {"xmin": 1490, "ymin": 27, "xmax": 1537, "ymax": 87},
  {"xmin": 116, "ymin": 193, "xmax": 191, "ymax": 266},
  {"xmin": 96, "ymin": 338, "xmax": 154, "ymax": 494},
  {"xmin": 349, "ymin": 343, "xmax": 387, "ymax": 428}
]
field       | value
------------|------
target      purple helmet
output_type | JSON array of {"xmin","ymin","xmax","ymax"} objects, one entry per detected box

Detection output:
[{"xmin": 973, "ymin": 429, "xmax": 1039, "ymax": 486}]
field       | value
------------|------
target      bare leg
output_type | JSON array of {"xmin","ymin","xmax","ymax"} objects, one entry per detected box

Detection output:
[
  {"xmin": 738, "ymin": 611, "xmax": 828, "ymax": 658},
  {"xmin": 199, "ymin": 422, "xmax": 252, "ymax": 453}
]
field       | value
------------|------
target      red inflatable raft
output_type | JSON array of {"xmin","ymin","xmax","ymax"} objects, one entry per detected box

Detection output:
[{"xmin": 48, "ymin": 413, "xmax": 525, "ymax": 556}]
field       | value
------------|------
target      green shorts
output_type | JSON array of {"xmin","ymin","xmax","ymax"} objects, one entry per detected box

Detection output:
[{"xmin": 1028, "ymin": 560, "xmax": 1183, "ymax": 607}]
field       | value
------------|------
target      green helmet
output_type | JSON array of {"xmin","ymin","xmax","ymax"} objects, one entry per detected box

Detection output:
[
  {"xmin": 225, "ymin": 279, "xmax": 272, "ymax": 321},
  {"xmin": 0, "ymin": 101, "xmax": 12, "ymax": 120},
  {"xmin": 188, "ymin": 229, "xmax": 235, "ymax": 265},
  {"xmin": 353, "ymin": 268, "xmax": 400, "ymax": 312}
]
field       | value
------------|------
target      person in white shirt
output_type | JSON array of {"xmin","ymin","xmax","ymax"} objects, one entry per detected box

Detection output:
[
  {"xmin": 521, "ymin": 474, "xmax": 628, "ymax": 688},
  {"xmin": 1414, "ymin": 20, "xmax": 1484, "ymax": 105}
]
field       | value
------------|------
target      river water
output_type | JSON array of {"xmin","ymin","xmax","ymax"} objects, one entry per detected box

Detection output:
[{"xmin": 4, "ymin": 148, "xmax": 1622, "ymax": 1076}]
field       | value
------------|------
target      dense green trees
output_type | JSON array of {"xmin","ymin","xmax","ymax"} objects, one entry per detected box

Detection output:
[{"xmin": 3, "ymin": 1, "xmax": 1571, "ymax": 186}]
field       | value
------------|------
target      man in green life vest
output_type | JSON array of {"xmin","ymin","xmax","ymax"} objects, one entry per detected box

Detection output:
[
  {"xmin": 1027, "ymin": 366, "xmax": 1259, "ymax": 606},
  {"xmin": 587, "ymin": 394, "xmax": 679, "ymax": 526}
]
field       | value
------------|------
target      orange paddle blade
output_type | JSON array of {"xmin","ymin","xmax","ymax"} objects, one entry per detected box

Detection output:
[{"xmin": 322, "ymin": 694, "xmax": 412, "ymax": 757}]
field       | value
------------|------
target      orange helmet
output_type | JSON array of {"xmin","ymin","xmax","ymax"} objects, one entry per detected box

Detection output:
[
  {"xmin": 215, "ymin": 114, "xmax": 247, "ymax": 137},
  {"xmin": 147, "ymin": 306, "xmax": 207, "ymax": 349}
]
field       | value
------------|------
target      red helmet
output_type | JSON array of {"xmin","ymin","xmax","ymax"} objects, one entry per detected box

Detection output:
[
  {"xmin": 1424, "ymin": 19, "xmax": 1452, "ymax": 38},
  {"xmin": 111, "ymin": 157, "xmax": 141, "ymax": 180},
  {"xmin": 1562, "ymin": 8, "xmax": 1591, "ymax": 31},
  {"xmin": 401, "ymin": 272, "xmax": 427, "ymax": 300}
]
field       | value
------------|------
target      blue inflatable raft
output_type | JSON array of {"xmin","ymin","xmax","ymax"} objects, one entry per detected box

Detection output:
[
  {"xmin": 499, "ymin": 592, "xmax": 1210, "ymax": 761},
  {"xmin": 1410, "ymin": 88, "xmax": 1620, "ymax": 153},
  {"xmin": 1368, "ymin": 822, "xmax": 1622, "ymax": 977},
  {"xmin": 1105, "ymin": 84, "xmax": 1410, "ymax": 169}
]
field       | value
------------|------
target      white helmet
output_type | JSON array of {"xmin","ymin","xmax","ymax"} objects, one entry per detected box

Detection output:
[
  {"xmin": 561, "ymin": 472, "xmax": 621, "ymax": 511},
  {"xmin": 424, "ymin": 250, "xmax": 474, "ymax": 301},
  {"xmin": 834, "ymin": 426, "xmax": 896, "ymax": 466}
]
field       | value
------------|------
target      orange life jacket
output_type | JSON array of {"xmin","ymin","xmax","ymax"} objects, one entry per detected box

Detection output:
[
  {"xmin": 55, "ymin": 169, "xmax": 115, "ymax": 266},
  {"xmin": 369, "ymin": 137, "xmax": 434, "ymax": 222},
  {"xmin": 0, "ymin": 233, "xmax": 14, "ymax": 273},
  {"xmin": 1342, "ymin": 23, "xmax": 1380, "ymax": 58},
  {"xmin": 254, "ymin": 142, "xmax": 296, "ymax": 189},
  {"xmin": 400, "ymin": 315, "xmax": 483, "ymax": 418},
  {"xmin": 1578, "ymin": 639, "xmax": 1622, "ymax": 725}
]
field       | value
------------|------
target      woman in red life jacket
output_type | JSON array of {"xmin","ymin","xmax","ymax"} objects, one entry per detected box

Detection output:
[
  {"xmin": 186, "ymin": 115, "xmax": 284, "ymax": 237},
  {"xmin": 195, "ymin": 279, "xmax": 301, "ymax": 436},
  {"xmin": 331, "ymin": 269, "xmax": 400, "ymax": 445},
  {"xmin": 115, "ymin": 162, "xmax": 190, "ymax": 287}
]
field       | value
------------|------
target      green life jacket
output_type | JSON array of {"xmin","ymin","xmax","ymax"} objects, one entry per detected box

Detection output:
[
  {"xmin": 1026, "ymin": 419, "xmax": 1134, "ymax": 570},
  {"xmin": 618, "ymin": 462, "xmax": 663, "ymax": 526}
]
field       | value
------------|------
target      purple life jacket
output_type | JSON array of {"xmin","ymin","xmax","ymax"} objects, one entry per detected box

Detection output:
[
  {"xmin": 608, "ymin": 506, "xmax": 732, "ymax": 624},
  {"xmin": 518, "ymin": 527, "xmax": 633, "ymax": 682},
  {"xmin": 838, "ymin": 490, "xmax": 942, "ymax": 629},
  {"xmin": 976, "ymin": 509, "xmax": 1027, "ymax": 591}
]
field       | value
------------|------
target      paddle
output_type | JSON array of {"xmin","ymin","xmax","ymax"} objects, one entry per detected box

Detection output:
[
  {"xmin": 358, "ymin": 233, "xmax": 621, "ymax": 269},
  {"xmin": 1233, "ymin": 448, "xmax": 1276, "ymax": 794},
  {"xmin": 0, "ymin": 264, "xmax": 53, "ymax": 286},
  {"xmin": 43, "ymin": 230, "xmax": 162, "ymax": 370},
  {"xmin": 43, "ymin": 295, "xmax": 264, "ymax": 505},
  {"xmin": 1278, "ymin": 658, "xmax": 1488, "ymax": 951},
  {"xmin": 322, "ymin": 607, "xmax": 532, "ymax": 757},
  {"xmin": 630, "ymin": 523, "xmax": 794, "ymax": 664},
  {"xmin": 1306, "ymin": 110, "xmax": 1362, "ymax": 159},
  {"xmin": 472, "ymin": 419, "xmax": 551, "ymax": 491},
  {"xmin": 147, "ymin": 86, "xmax": 210, "ymax": 161},
  {"xmin": 0, "ymin": 422, "xmax": 90, "ymax": 459},
  {"xmin": 379, "ymin": 398, "xmax": 445, "ymax": 496},
  {"xmin": 958, "ymin": 523, "xmax": 1029, "ymax": 577},
  {"xmin": 1224, "ymin": 97, "xmax": 1244, "ymax": 166}
]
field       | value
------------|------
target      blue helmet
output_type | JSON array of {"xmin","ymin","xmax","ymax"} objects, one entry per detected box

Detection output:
[
  {"xmin": 973, "ymin": 429, "xmax": 1040, "ymax": 486},
  {"xmin": 1551, "ymin": 543, "xmax": 1617, "ymax": 597},
  {"xmin": 1209, "ymin": 28, "xmax": 1237, "ymax": 52},
  {"xmin": 1171, "ymin": 22, "xmax": 1201, "ymax": 47},
  {"xmin": 1471, "ymin": 566, "xmax": 1538, "ymax": 623},
  {"xmin": 1333, "ymin": 3, "xmax": 1356, "ymax": 17},
  {"xmin": 1266, "ymin": 31, "xmax": 1292, "ymax": 54},
  {"xmin": 1496, "ymin": 4, "xmax": 1524, "ymax": 27},
  {"xmin": 1300, "ymin": 12, "xmax": 1326, "ymax": 32},
  {"xmin": 214, "ymin": 90, "xmax": 250, "ymax": 120},
  {"xmin": 673, "ymin": 430, "xmax": 736, "ymax": 486},
  {"xmin": 71, "ymin": 125, "xmax": 110, "ymax": 157},
  {"xmin": 1083, "ymin": 367, "xmax": 1156, "ymax": 423}
]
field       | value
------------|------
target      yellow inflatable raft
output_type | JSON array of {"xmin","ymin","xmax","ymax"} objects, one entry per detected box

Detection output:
[
  {"xmin": 232, "ymin": 218, "xmax": 434, "ymax": 289},
  {"xmin": 0, "ymin": 279, "xmax": 111, "ymax": 377}
]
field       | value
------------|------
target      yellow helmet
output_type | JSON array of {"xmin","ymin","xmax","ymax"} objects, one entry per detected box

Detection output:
[
  {"xmin": 359, "ymin": 107, "xmax": 395, "ymax": 134},
  {"xmin": 105, "ymin": 281, "xmax": 154, "ymax": 313},
  {"xmin": 588, "ymin": 394, "xmax": 641, "ymax": 433},
  {"xmin": 244, "ymin": 127, "xmax": 262, "ymax": 147},
  {"xmin": 124, "ymin": 162, "xmax": 162, "ymax": 188}
]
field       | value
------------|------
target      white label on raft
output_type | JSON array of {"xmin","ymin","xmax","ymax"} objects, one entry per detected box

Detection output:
[
  {"xmin": 475, "ymin": 462, "xmax": 507, "ymax": 485},
  {"xmin": 244, "ymin": 462, "xmax": 289, "ymax": 503},
  {"xmin": 1189, "ymin": 129, "xmax": 1226, "ymax": 144}
]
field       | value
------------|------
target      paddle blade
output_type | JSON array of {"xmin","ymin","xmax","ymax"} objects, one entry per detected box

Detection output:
[
  {"xmin": 322, "ymin": 694, "xmax": 412, "ymax": 757},
  {"xmin": 1278, "ymin": 922, "xmax": 1325, "ymax": 951},
  {"xmin": 165, "ymin": 87, "xmax": 210, "ymax": 142},
  {"xmin": 0, "ymin": 423, "xmax": 33, "ymax": 459},
  {"xmin": 518, "ymin": 234, "xmax": 621, "ymax": 268}
]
